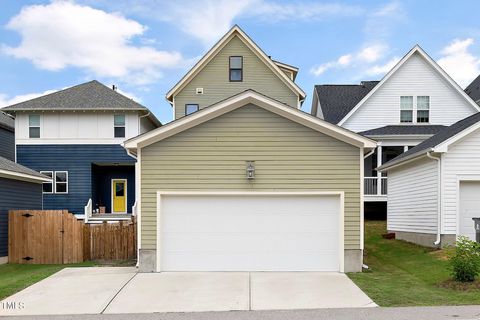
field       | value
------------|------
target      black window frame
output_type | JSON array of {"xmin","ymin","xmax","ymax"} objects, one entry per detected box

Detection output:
[
  {"xmin": 185, "ymin": 104, "xmax": 199, "ymax": 116},
  {"xmin": 229, "ymin": 56, "xmax": 243, "ymax": 82}
]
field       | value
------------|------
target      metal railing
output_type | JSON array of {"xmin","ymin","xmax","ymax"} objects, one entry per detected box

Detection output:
[{"xmin": 364, "ymin": 177, "xmax": 387, "ymax": 195}]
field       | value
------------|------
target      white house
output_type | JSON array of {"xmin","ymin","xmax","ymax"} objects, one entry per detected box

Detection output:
[
  {"xmin": 311, "ymin": 45, "xmax": 480, "ymax": 215},
  {"xmin": 378, "ymin": 112, "xmax": 480, "ymax": 247}
]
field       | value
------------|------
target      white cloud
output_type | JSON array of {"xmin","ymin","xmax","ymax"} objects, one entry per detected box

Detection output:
[
  {"xmin": 2, "ymin": 1, "xmax": 184, "ymax": 85},
  {"xmin": 365, "ymin": 56, "xmax": 400, "ymax": 76},
  {"xmin": 438, "ymin": 38, "xmax": 480, "ymax": 87},
  {"xmin": 0, "ymin": 89, "xmax": 58, "ymax": 108},
  {"xmin": 311, "ymin": 44, "xmax": 387, "ymax": 77}
]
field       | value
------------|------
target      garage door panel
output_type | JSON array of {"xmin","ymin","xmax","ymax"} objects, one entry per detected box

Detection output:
[
  {"xmin": 460, "ymin": 182, "xmax": 480, "ymax": 241},
  {"xmin": 159, "ymin": 194, "xmax": 341, "ymax": 272}
]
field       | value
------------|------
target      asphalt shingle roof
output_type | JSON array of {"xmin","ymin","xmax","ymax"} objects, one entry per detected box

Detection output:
[
  {"xmin": 315, "ymin": 81, "xmax": 379, "ymax": 124},
  {"xmin": 465, "ymin": 74, "xmax": 480, "ymax": 103},
  {"xmin": 359, "ymin": 125, "xmax": 447, "ymax": 136},
  {"xmin": 0, "ymin": 112, "xmax": 14, "ymax": 131},
  {"xmin": 381, "ymin": 112, "xmax": 480, "ymax": 168},
  {"xmin": 0, "ymin": 156, "xmax": 49, "ymax": 180},
  {"xmin": 2, "ymin": 80, "xmax": 151, "ymax": 112}
]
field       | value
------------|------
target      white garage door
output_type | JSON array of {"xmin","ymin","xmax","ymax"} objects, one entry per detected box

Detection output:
[
  {"xmin": 459, "ymin": 181, "xmax": 480, "ymax": 241},
  {"xmin": 158, "ymin": 193, "xmax": 342, "ymax": 272}
]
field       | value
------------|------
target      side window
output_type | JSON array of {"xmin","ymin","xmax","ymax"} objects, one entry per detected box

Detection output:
[
  {"xmin": 400, "ymin": 96, "xmax": 413, "ymax": 123},
  {"xmin": 114, "ymin": 114, "xmax": 126, "ymax": 138},
  {"xmin": 185, "ymin": 104, "xmax": 199, "ymax": 116},
  {"xmin": 417, "ymin": 96, "xmax": 430, "ymax": 123},
  {"xmin": 229, "ymin": 56, "xmax": 243, "ymax": 82},
  {"xmin": 54, "ymin": 171, "xmax": 68, "ymax": 194},
  {"xmin": 29, "ymin": 115, "xmax": 40, "ymax": 138},
  {"xmin": 40, "ymin": 171, "xmax": 53, "ymax": 194}
]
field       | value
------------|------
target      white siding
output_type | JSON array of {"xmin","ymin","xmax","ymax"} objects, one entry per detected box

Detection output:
[
  {"xmin": 16, "ymin": 111, "xmax": 141, "ymax": 144},
  {"xmin": 441, "ymin": 127, "xmax": 480, "ymax": 234},
  {"xmin": 387, "ymin": 157, "xmax": 438, "ymax": 233},
  {"xmin": 342, "ymin": 52, "xmax": 477, "ymax": 132}
]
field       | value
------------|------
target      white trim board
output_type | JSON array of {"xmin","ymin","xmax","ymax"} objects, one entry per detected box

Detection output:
[
  {"xmin": 155, "ymin": 191, "xmax": 345, "ymax": 273},
  {"xmin": 0, "ymin": 169, "xmax": 51, "ymax": 183},
  {"xmin": 165, "ymin": 25, "xmax": 305, "ymax": 104},
  {"xmin": 337, "ymin": 45, "xmax": 480, "ymax": 126},
  {"xmin": 124, "ymin": 90, "xmax": 377, "ymax": 152}
]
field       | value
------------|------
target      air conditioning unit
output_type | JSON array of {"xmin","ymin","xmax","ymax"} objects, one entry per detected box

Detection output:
[{"xmin": 196, "ymin": 88, "xmax": 204, "ymax": 94}]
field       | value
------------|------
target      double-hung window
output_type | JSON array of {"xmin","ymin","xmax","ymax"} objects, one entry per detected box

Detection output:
[
  {"xmin": 229, "ymin": 56, "xmax": 243, "ymax": 82},
  {"xmin": 114, "ymin": 115, "xmax": 125, "ymax": 138},
  {"xmin": 417, "ymin": 96, "xmax": 430, "ymax": 123},
  {"xmin": 29, "ymin": 115, "xmax": 40, "ymax": 138},
  {"xmin": 54, "ymin": 171, "xmax": 68, "ymax": 194},
  {"xmin": 400, "ymin": 96, "xmax": 413, "ymax": 123},
  {"xmin": 40, "ymin": 171, "xmax": 53, "ymax": 194}
]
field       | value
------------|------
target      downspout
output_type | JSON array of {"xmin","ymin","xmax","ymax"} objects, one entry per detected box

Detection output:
[
  {"xmin": 427, "ymin": 151, "xmax": 441, "ymax": 246},
  {"xmin": 364, "ymin": 148, "xmax": 375, "ymax": 159}
]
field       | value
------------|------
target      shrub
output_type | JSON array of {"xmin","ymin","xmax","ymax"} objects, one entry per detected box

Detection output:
[{"xmin": 449, "ymin": 236, "xmax": 480, "ymax": 282}]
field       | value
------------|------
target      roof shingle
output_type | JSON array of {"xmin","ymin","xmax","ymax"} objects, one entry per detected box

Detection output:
[
  {"xmin": 0, "ymin": 112, "xmax": 14, "ymax": 131},
  {"xmin": 0, "ymin": 156, "xmax": 49, "ymax": 180},
  {"xmin": 359, "ymin": 125, "xmax": 447, "ymax": 136}
]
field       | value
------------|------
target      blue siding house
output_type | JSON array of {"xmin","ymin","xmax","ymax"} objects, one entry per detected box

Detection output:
[
  {"xmin": 0, "ymin": 156, "xmax": 49, "ymax": 263},
  {"xmin": 0, "ymin": 112, "xmax": 15, "ymax": 161},
  {"xmin": 3, "ymin": 80, "xmax": 160, "ymax": 219}
]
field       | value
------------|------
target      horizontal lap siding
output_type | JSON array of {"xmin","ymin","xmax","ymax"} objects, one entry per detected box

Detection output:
[
  {"xmin": 0, "ymin": 128, "xmax": 14, "ymax": 161},
  {"xmin": 141, "ymin": 105, "xmax": 361, "ymax": 250},
  {"xmin": 17, "ymin": 145, "xmax": 136, "ymax": 215},
  {"xmin": 0, "ymin": 178, "xmax": 42, "ymax": 257},
  {"xmin": 442, "ymin": 128, "xmax": 480, "ymax": 234},
  {"xmin": 387, "ymin": 157, "xmax": 438, "ymax": 233},
  {"xmin": 174, "ymin": 36, "xmax": 298, "ymax": 119}
]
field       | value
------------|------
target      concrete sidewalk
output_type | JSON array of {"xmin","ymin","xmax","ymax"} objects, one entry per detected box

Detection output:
[{"xmin": 0, "ymin": 268, "xmax": 375, "ymax": 316}]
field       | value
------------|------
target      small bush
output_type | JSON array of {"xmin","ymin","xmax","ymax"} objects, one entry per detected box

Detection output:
[{"xmin": 449, "ymin": 236, "xmax": 480, "ymax": 282}]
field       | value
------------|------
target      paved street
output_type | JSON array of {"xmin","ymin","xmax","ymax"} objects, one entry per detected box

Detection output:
[{"xmin": 1, "ymin": 306, "xmax": 479, "ymax": 320}]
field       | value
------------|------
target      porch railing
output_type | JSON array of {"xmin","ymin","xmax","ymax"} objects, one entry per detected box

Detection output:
[
  {"xmin": 84, "ymin": 198, "xmax": 92, "ymax": 223},
  {"xmin": 364, "ymin": 177, "xmax": 387, "ymax": 195}
]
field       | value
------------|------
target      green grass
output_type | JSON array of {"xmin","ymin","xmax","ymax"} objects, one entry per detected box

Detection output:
[
  {"xmin": 348, "ymin": 221, "xmax": 480, "ymax": 307},
  {"xmin": 0, "ymin": 262, "xmax": 96, "ymax": 300}
]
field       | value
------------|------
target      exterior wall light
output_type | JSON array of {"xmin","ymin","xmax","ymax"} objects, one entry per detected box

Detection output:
[{"xmin": 246, "ymin": 161, "xmax": 255, "ymax": 180}]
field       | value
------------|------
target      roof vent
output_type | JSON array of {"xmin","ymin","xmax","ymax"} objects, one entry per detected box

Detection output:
[
  {"xmin": 112, "ymin": 85, "xmax": 117, "ymax": 91},
  {"xmin": 196, "ymin": 88, "xmax": 204, "ymax": 94}
]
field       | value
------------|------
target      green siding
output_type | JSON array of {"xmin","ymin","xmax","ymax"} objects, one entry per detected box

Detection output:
[
  {"xmin": 174, "ymin": 36, "xmax": 299, "ymax": 119},
  {"xmin": 140, "ymin": 105, "xmax": 361, "ymax": 250}
]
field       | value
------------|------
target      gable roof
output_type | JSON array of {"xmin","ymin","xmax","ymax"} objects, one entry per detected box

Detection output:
[
  {"xmin": 125, "ymin": 90, "xmax": 376, "ymax": 153},
  {"xmin": 0, "ymin": 111, "xmax": 14, "ymax": 131},
  {"xmin": 359, "ymin": 124, "xmax": 447, "ymax": 137},
  {"xmin": 337, "ymin": 45, "xmax": 480, "ymax": 126},
  {"xmin": 165, "ymin": 25, "xmax": 305, "ymax": 105},
  {"xmin": 2, "ymin": 80, "xmax": 161, "ymax": 126},
  {"xmin": 313, "ymin": 81, "xmax": 379, "ymax": 124},
  {"xmin": 0, "ymin": 156, "xmax": 51, "ymax": 183},
  {"xmin": 465, "ymin": 74, "xmax": 480, "ymax": 103},
  {"xmin": 378, "ymin": 112, "xmax": 480, "ymax": 170}
]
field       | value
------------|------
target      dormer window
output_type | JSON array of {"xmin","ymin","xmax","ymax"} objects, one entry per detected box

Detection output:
[
  {"xmin": 229, "ymin": 56, "xmax": 243, "ymax": 82},
  {"xmin": 400, "ymin": 96, "xmax": 413, "ymax": 123},
  {"xmin": 114, "ymin": 114, "xmax": 125, "ymax": 138},
  {"xmin": 417, "ymin": 96, "xmax": 430, "ymax": 123}
]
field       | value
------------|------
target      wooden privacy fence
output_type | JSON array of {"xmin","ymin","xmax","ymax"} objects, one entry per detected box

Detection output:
[{"xmin": 9, "ymin": 210, "xmax": 136, "ymax": 264}]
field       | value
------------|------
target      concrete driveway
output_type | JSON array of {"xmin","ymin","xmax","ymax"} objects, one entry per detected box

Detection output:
[{"xmin": 0, "ymin": 268, "xmax": 376, "ymax": 316}]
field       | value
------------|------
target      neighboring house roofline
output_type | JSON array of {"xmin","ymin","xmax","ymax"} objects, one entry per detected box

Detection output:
[
  {"xmin": 337, "ymin": 45, "xmax": 480, "ymax": 126},
  {"xmin": 165, "ymin": 25, "xmax": 306, "ymax": 105},
  {"xmin": 125, "ymin": 90, "xmax": 377, "ymax": 153},
  {"xmin": 0, "ymin": 112, "xmax": 14, "ymax": 132},
  {"xmin": 0, "ymin": 156, "xmax": 51, "ymax": 183}
]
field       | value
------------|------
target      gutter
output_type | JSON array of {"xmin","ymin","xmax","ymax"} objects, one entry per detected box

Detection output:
[
  {"xmin": 427, "ymin": 151, "xmax": 442, "ymax": 246},
  {"xmin": 377, "ymin": 148, "xmax": 433, "ymax": 172}
]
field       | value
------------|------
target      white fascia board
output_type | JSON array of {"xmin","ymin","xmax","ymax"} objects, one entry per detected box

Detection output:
[
  {"xmin": 434, "ymin": 122, "xmax": 480, "ymax": 152},
  {"xmin": 165, "ymin": 25, "xmax": 305, "ymax": 104},
  {"xmin": 124, "ymin": 91, "xmax": 377, "ymax": 151},
  {"xmin": 0, "ymin": 169, "xmax": 51, "ymax": 183},
  {"xmin": 338, "ymin": 45, "xmax": 480, "ymax": 126}
]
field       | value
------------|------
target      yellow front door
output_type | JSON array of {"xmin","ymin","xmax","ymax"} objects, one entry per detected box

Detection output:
[{"xmin": 112, "ymin": 180, "xmax": 127, "ymax": 213}]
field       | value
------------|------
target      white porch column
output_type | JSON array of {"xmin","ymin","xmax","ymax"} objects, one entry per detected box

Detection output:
[
  {"xmin": 404, "ymin": 145, "xmax": 408, "ymax": 152},
  {"xmin": 377, "ymin": 145, "xmax": 382, "ymax": 195}
]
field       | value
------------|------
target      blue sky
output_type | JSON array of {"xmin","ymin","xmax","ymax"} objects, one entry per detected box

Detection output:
[{"xmin": 1, "ymin": 0, "xmax": 480, "ymax": 124}]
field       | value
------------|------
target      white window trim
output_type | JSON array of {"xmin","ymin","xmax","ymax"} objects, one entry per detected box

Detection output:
[
  {"xmin": 40, "ymin": 171, "xmax": 53, "ymax": 194},
  {"xmin": 29, "ymin": 114, "xmax": 41, "ymax": 139},
  {"xmin": 399, "ymin": 96, "xmax": 430, "ymax": 124},
  {"xmin": 114, "ymin": 114, "xmax": 126, "ymax": 138},
  {"xmin": 54, "ymin": 171, "xmax": 69, "ymax": 194}
]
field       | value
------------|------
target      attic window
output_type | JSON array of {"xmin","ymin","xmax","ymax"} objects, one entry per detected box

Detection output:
[{"xmin": 229, "ymin": 56, "xmax": 243, "ymax": 82}]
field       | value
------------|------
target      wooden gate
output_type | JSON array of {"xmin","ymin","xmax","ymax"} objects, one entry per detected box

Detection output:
[{"xmin": 8, "ymin": 210, "xmax": 84, "ymax": 264}]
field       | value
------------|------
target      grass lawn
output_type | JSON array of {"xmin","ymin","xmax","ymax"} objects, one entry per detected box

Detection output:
[
  {"xmin": 0, "ymin": 262, "xmax": 96, "ymax": 300},
  {"xmin": 348, "ymin": 221, "xmax": 480, "ymax": 307}
]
